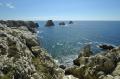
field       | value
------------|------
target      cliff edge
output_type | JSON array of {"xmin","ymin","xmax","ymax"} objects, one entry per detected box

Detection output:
[{"xmin": 0, "ymin": 21, "xmax": 63, "ymax": 79}]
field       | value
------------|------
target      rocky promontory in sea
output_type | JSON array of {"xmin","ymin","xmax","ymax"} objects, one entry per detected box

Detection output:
[
  {"xmin": 45, "ymin": 20, "xmax": 54, "ymax": 26},
  {"xmin": 69, "ymin": 21, "xmax": 73, "ymax": 24},
  {"xmin": 65, "ymin": 45, "xmax": 120, "ymax": 79},
  {"xmin": 0, "ymin": 20, "xmax": 64, "ymax": 79},
  {"xmin": 59, "ymin": 22, "xmax": 65, "ymax": 26}
]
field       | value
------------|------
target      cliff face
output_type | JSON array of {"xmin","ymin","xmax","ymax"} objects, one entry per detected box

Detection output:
[{"xmin": 0, "ymin": 21, "xmax": 63, "ymax": 79}]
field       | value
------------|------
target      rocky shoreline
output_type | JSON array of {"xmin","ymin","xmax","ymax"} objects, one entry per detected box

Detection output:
[
  {"xmin": 65, "ymin": 45, "xmax": 120, "ymax": 79},
  {"xmin": 0, "ymin": 21, "xmax": 64, "ymax": 79},
  {"xmin": 1, "ymin": 20, "xmax": 120, "ymax": 79}
]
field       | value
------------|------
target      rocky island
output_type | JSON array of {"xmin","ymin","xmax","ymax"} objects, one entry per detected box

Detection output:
[
  {"xmin": 69, "ymin": 21, "xmax": 73, "ymax": 24},
  {"xmin": 45, "ymin": 20, "xmax": 54, "ymax": 26},
  {"xmin": 59, "ymin": 22, "xmax": 65, "ymax": 26}
]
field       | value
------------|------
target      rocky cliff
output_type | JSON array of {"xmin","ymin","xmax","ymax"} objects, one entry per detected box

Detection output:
[
  {"xmin": 0, "ymin": 21, "xmax": 64, "ymax": 79},
  {"xmin": 65, "ymin": 45, "xmax": 120, "ymax": 79}
]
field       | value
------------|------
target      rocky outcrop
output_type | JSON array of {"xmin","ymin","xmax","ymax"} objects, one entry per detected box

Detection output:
[
  {"xmin": 0, "ymin": 21, "xmax": 64, "ymax": 79},
  {"xmin": 73, "ymin": 45, "xmax": 93, "ymax": 66},
  {"xmin": 59, "ymin": 65, "xmax": 66, "ymax": 70},
  {"xmin": 99, "ymin": 44, "xmax": 114, "ymax": 50},
  {"xmin": 65, "ymin": 45, "xmax": 120, "ymax": 79},
  {"xmin": 0, "ymin": 20, "xmax": 39, "ymax": 33},
  {"xmin": 59, "ymin": 22, "xmax": 65, "ymax": 25},
  {"xmin": 69, "ymin": 21, "xmax": 73, "ymax": 24},
  {"xmin": 45, "ymin": 20, "xmax": 54, "ymax": 26}
]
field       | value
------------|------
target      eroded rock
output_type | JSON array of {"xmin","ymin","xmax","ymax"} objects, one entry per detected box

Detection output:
[{"xmin": 0, "ymin": 21, "xmax": 63, "ymax": 79}]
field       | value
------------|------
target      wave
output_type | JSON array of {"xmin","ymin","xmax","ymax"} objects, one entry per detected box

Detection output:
[
  {"xmin": 56, "ymin": 42, "xmax": 63, "ymax": 46},
  {"xmin": 77, "ymin": 42, "xmax": 82, "ymax": 45}
]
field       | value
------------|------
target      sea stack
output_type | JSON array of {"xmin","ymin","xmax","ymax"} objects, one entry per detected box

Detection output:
[
  {"xmin": 45, "ymin": 20, "xmax": 54, "ymax": 26},
  {"xmin": 59, "ymin": 22, "xmax": 65, "ymax": 25},
  {"xmin": 69, "ymin": 21, "xmax": 73, "ymax": 24}
]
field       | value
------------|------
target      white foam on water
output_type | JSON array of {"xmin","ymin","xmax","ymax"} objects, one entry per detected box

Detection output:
[
  {"xmin": 54, "ymin": 59, "xmax": 60, "ymax": 65},
  {"xmin": 84, "ymin": 42, "xmax": 92, "ymax": 45},
  {"xmin": 56, "ymin": 42, "xmax": 63, "ymax": 46},
  {"xmin": 37, "ymin": 30, "xmax": 40, "ymax": 33},
  {"xmin": 94, "ymin": 41, "xmax": 99, "ymax": 44},
  {"xmin": 77, "ymin": 42, "xmax": 82, "ymax": 45},
  {"xmin": 60, "ymin": 54, "xmax": 78, "ymax": 67}
]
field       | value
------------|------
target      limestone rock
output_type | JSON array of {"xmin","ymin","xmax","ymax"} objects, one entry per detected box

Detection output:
[
  {"xmin": 66, "ymin": 45, "xmax": 120, "ymax": 79},
  {"xmin": 73, "ymin": 45, "xmax": 93, "ymax": 66},
  {"xmin": 0, "ymin": 22, "xmax": 63, "ymax": 79},
  {"xmin": 112, "ymin": 62, "xmax": 120, "ymax": 76}
]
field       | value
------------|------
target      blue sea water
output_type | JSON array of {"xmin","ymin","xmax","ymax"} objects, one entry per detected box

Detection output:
[{"xmin": 37, "ymin": 21, "xmax": 120, "ymax": 66}]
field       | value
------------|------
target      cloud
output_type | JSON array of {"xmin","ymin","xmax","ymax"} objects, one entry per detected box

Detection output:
[
  {"xmin": 6, "ymin": 3, "xmax": 15, "ymax": 9},
  {"xmin": 0, "ymin": 3, "xmax": 3, "ymax": 6},
  {"xmin": 0, "ymin": 2, "xmax": 15, "ymax": 9}
]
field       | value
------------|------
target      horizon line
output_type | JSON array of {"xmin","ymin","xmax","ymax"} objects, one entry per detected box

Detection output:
[{"xmin": 0, "ymin": 19, "xmax": 120, "ymax": 21}]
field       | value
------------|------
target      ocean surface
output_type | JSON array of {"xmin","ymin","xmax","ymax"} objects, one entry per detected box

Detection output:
[{"xmin": 37, "ymin": 21, "xmax": 120, "ymax": 66}]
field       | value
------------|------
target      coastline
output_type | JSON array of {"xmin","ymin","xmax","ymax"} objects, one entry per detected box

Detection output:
[
  {"xmin": 0, "ymin": 20, "xmax": 64, "ymax": 79},
  {"xmin": 0, "ymin": 20, "xmax": 120, "ymax": 79}
]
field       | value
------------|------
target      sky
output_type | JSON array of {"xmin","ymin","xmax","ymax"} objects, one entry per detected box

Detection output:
[{"xmin": 0, "ymin": 0, "xmax": 120, "ymax": 20}]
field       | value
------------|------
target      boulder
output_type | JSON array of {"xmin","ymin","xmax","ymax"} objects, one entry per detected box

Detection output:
[
  {"xmin": 45, "ymin": 20, "xmax": 54, "ymax": 26},
  {"xmin": 73, "ymin": 45, "xmax": 93, "ymax": 66},
  {"xmin": 59, "ymin": 22, "xmax": 65, "ymax": 25},
  {"xmin": 59, "ymin": 65, "xmax": 66, "ymax": 69},
  {"xmin": 99, "ymin": 44, "xmax": 114, "ymax": 50}
]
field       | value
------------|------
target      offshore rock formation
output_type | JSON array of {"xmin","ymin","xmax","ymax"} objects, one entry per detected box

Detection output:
[
  {"xmin": 65, "ymin": 45, "xmax": 120, "ymax": 79},
  {"xmin": 99, "ymin": 44, "xmax": 114, "ymax": 50},
  {"xmin": 45, "ymin": 20, "xmax": 54, "ymax": 26},
  {"xmin": 69, "ymin": 21, "xmax": 73, "ymax": 24},
  {"xmin": 59, "ymin": 22, "xmax": 65, "ymax": 26},
  {"xmin": 0, "ymin": 21, "xmax": 64, "ymax": 79}
]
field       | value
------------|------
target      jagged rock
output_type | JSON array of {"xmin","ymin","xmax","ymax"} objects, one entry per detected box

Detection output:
[
  {"xmin": 112, "ymin": 62, "xmax": 120, "ymax": 76},
  {"xmin": 59, "ymin": 22, "xmax": 65, "ymax": 25},
  {"xmin": 73, "ymin": 45, "xmax": 93, "ymax": 66},
  {"xmin": 45, "ymin": 20, "xmax": 54, "ymax": 26},
  {"xmin": 79, "ymin": 44, "xmax": 93, "ymax": 57},
  {"xmin": 99, "ymin": 44, "xmax": 114, "ymax": 50},
  {"xmin": 31, "ymin": 46, "xmax": 42, "ymax": 57},
  {"xmin": 0, "ymin": 22, "xmax": 63, "ymax": 79},
  {"xmin": 66, "ymin": 45, "xmax": 120, "ymax": 79},
  {"xmin": 0, "ymin": 20, "xmax": 39, "ymax": 33},
  {"xmin": 59, "ymin": 65, "xmax": 66, "ymax": 69},
  {"xmin": 69, "ymin": 21, "xmax": 73, "ymax": 24}
]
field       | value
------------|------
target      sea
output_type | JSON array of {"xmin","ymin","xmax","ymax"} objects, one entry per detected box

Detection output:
[{"xmin": 36, "ymin": 21, "xmax": 120, "ymax": 66}]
